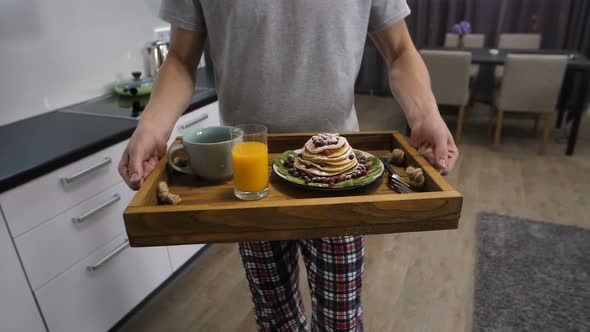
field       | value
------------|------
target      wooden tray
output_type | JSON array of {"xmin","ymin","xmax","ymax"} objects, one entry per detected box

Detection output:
[{"xmin": 124, "ymin": 131, "xmax": 462, "ymax": 246}]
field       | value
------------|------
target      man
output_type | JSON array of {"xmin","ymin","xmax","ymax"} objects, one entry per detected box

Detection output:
[{"xmin": 119, "ymin": 0, "xmax": 458, "ymax": 331}]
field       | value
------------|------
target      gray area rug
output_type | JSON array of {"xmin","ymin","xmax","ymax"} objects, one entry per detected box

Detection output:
[{"xmin": 474, "ymin": 213, "xmax": 590, "ymax": 332}]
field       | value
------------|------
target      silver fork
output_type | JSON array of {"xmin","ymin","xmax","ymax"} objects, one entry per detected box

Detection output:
[
  {"xmin": 388, "ymin": 176, "xmax": 411, "ymax": 193},
  {"xmin": 380, "ymin": 158, "xmax": 411, "ymax": 193},
  {"xmin": 390, "ymin": 174, "xmax": 411, "ymax": 193}
]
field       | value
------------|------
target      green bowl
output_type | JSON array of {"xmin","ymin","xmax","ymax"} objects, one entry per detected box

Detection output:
[{"xmin": 114, "ymin": 84, "xmax": 152, "ymax": 97}]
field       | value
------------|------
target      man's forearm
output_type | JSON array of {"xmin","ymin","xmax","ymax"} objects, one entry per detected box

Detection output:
[
  {"xmin": 370, "ymin": 21, "xmax": 458, "ymax": 172},
  {"xmin": 387, "ymin": 46, "xmax": 439, "ymax": 127},
  {"xmin": 138, "ymin": 26, "xmax": 205, "ymax": 141},
  {"xmin": 370, "ymin": 22, "xmax": 439, "ymax": 128},
  {"xmin": 139, "ymin": 52, "xmax": 197, "ymax": 138}
]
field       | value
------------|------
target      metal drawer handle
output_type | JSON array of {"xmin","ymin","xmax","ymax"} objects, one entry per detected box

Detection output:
[
  {"xmin": 180, "ymin": 113, "xmax": 208, "ymax": 130},
  {"xmin": 61, "ymin": 157, "xmax": 112, "ymax": 186},
  {"xmin": 87, "ymin": 239, "xmax": 129, "ymax": 272},
  {"xmin": 72, "ymin": 194, "xmax": 121, "ymax": 224}
]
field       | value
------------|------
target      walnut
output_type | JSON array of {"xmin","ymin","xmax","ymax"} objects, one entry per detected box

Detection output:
[
  {"xmin": 388, "ymin": 148, "xmax": 406, "ymax": 166},
  {"xmin": 405, "ymin": 166, "xmax": 425, "ymax": 190}
]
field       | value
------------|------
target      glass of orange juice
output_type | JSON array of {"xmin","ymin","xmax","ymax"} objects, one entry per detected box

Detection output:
[{"xmin": 231, "ymin": 124, "xmax": 269, "ymax": 200}]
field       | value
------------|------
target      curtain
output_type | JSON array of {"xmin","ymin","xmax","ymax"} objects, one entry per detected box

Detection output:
[
  {"xmin": 563, "ymin": 0, "xmax": 590, "ymax": 57},
  {"xmin": 356, "ymin": 0, "xmax": 590, "ymax": 95}
]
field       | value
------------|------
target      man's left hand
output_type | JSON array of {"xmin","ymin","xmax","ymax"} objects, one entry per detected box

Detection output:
[{"xmin": 409, "ymin": 113, "xmax": 459, "ymax": 175}]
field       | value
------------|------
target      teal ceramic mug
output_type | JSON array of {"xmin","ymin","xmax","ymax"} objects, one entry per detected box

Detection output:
[{"xmin": 167, "ymin": 126, "xmax": 243, "ymax": 181}]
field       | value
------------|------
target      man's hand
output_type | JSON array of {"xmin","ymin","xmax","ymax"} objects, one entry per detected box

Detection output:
[
  {"xmin": 118, "ymin": 123, "xmax": 168, "ymax": 190},
  {"xmin": 410, "ymin": 113, "xmax": 458, "ymax": 175},
  {"xmin": 370, "ymin": 21, "xmax": 459, "ymax": 175},
  {"xmin": 118, "ymin": 26, "xmax": 206, "ymax": 190}
]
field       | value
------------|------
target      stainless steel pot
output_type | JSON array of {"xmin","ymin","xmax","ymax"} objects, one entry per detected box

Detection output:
[{"xmin": 146, "ymin": 40, "xmax": 169, "ymax": 78}]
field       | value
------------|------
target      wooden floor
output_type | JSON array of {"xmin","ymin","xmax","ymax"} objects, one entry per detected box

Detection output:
[{"xmin": 118, "ymin": 96, "xmax": 590, "ymax": 332}]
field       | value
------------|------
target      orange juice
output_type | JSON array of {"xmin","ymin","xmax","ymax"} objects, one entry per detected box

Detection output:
[{"xmin": 232, "ymin": 142, "xmax": 269, "ymax": 192}]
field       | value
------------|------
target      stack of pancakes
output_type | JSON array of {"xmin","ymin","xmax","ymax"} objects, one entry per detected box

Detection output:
[{"xmin": 294, "ymin": 133, "xmax": 358, "ymax": 177}]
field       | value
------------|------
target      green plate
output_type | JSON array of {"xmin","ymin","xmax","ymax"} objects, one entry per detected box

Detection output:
[{"xmin": 272, "ymin": 149, "xmax": 384, "ymax": 191}]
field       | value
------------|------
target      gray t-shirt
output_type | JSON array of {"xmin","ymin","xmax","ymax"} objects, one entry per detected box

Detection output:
[{"xmin": 160, "ymin": 0, "xmax": 410, "ymax": 133}]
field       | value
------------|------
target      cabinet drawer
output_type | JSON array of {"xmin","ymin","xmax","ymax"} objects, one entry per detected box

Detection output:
[
  {"xmin": 0, "ymin": 211, "xmax": 46, "ymax": 332},
  {"xmin": 168, "ymin": 102, "xmax": 220, "ymax": 146},
  {"xmin": 36, "ymin": 233, "xmax": 171, "ymax": 332},
  {"xmin": 168, "ymin": 244, "xmax": 205, "ymax": 271},
  {"xmin": 16, "ymin": 182, "xmax": 134, "ymax": 290},
  {"xmin": 173, "ymin": 102, "xmax": 220, "ymax": 140},
  {"xmin": 0, "ymin": 140, "xmax": 128, "ymax": 237}
]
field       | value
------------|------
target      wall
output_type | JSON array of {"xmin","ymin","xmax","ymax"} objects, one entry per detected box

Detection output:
[{"xmin": 0, "ymin": 0, "xmax": 166, "ymax": 126}]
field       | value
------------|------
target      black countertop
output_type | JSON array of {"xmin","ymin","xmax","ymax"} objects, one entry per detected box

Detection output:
[
  {"xmin": 0, "ymin": 70, "xmax": 217, "ymax": 193},
  {"xmin": 0, "ymin": 112, "xmax": 138, "ymax": 192}
]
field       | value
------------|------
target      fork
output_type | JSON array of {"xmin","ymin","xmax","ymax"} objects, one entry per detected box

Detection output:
[
  {"xmin": 390, "ymin": 174, "xmax": 411, "ymax": 193},
  {"xmin": 380, "ymin": 158, "xmax": 411, "ymax": 193},
  {"xmin": 388, "ymin": 176, "xmax": 411, "ymax": 194}
]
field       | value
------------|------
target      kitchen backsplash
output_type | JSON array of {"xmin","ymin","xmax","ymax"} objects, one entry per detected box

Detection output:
[{"xmin": 0, "ymin": 0, "xmax": 165, "ymax": 126}]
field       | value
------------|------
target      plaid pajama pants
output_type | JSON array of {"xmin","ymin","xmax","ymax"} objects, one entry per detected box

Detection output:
[{"xmin": 239, "ymin": 236, "xmax": 365, "ymax": 332}]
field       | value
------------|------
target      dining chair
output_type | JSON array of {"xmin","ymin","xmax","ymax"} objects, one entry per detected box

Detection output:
[
  {"xmin": 420, "ymin": 50, "xmax": 472, "ymax": 143},
  {"xmin": 492, "ymin": 54, "xmax": 568, "ymax": 154},
  {"xmin": 444, "ymin": 34, "xmax": 484, "ymax": 80},
  {"xmin": 498, "ymin": 33, "xmax": 542, "ymax": 49},
  {"xmin": 463, "ymin": 34, "xmax": 485, "ymax": 48},
  {"xmin": 463, "ymin": 34, "xmax": 485, "ymax": 80},
  {"xmin": 444, "ymin": 33, "xmax": 459, "ymax": 48},
  {"xmin": 444, "ymin": 33, "xmax": 485, "ymax": 48},
  {"xmin": 496, "ymin": 34, "xmax": 542, "ymax": 81}
]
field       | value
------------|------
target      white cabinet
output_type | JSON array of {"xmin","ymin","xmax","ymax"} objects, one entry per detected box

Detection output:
[
  {"xmin": 16, "ymin": 182, "xmax": 136, "ymax": 290},
  {"xmin": 1, "ymin": 103, "xmax": 218, "ymax": 332},
  {"xmin": 168, "ymin": 101, "xmax": 220, "ymax": 146},
  {"xmin": 0, "ymin": 212, "xmax": 46, "ymax": 332},
  {"xmin": 176, "ymin": 101, "xmax": 221, "ymax": 136},
  {"xmin": 164, "ymin": 105, "xmax": 217, "ymax": 269},
  {"xmin": 168, "ymin": 244, "xmax": 205, "ymax": 271},
  {"xmin": 0, "ymin": 140, "xmax": 127, "ymax": 237},
  {"xmin": 36, "ymin": 233, "xmax": 171, "ymax": 332}
]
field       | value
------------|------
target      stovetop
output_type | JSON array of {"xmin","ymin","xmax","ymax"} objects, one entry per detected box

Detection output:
[{"xmin": 62, "ymin": 87, "xmax": 216, "ymax": 120}]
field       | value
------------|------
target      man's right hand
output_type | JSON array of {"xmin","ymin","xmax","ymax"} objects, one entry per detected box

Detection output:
[
  {"xmin": 117, "ymin": 26, "xmax": 206, "ymax": 190},
  {"xmin": 118, "ymin": 123, "xmax": 168, "ymax": 190}
]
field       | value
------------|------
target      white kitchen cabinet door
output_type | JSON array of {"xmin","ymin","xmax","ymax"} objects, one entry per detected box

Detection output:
[
  {"xmin": 16, "ymin": 182, "xmax": 135, "ymax": 290},
  {"xmin": 36, "ymin": 233, "xmax": 171, "ymax": 332},
  {"xmin": 168, "ymin": 101, "xmax": 220, "ymax": 146},
  {"xmin": 0, "ymin": 211, "xmax": 46, "ymax": 332},
  {"xmin": 165, "ymin": 103, "xmax": 216, "ymax": 269},
  {"xmin": 168, "ymin": 244, "xmax": 205, "ymax": 271},
  {"xmin": 0, "ymin": 140, "xmax": 127, "ymax": 237}
]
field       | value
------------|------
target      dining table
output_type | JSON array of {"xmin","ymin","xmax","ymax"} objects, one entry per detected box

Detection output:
[{"xmin": 425, "ymin": 47, "xmax": 590, "ymax": 155}]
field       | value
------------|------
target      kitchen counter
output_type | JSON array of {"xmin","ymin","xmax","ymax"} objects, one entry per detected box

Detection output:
[
  {"xmin": 0, "ymin": 73, "xmax": 217, "ymax": 193},
  {"xmin": 0, "ymin": 112, "xmax": 137, "ymax": 193}
]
